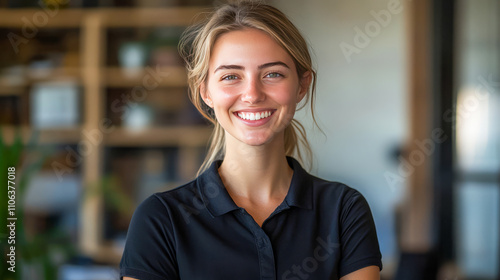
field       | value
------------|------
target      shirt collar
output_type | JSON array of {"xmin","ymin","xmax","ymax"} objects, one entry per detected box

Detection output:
[{"xmin": 197, "ymin": 156, "xmax": 313, "ymax": 218}]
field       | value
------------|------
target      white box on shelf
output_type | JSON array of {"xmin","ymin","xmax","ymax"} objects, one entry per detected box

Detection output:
[{"xmin": 31, "ymin": 81, "xmax": 79, "ymax": 128}]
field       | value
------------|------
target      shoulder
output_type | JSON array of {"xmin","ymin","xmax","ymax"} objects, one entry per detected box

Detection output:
[
  {"xmin": 132, "ymin": 179, "xmax": 200, "ymax": 221},
  {"xmin": 154, "ymin": 179, "xmax": 200, "ymax": 205},
  {"xmin": 289, "ymin": 157, "xmax": 358, "ymax": 200},
  {"xmin": 305, "ymin": 173, "xmax": 375, "ymax": 226},
  {"xmin": 308, "ymin": 174, "xmax": 366, "ymax": 206},
  {"xmin": 288, "ymin": 157, "xmax": 369, "ymax": 213}
]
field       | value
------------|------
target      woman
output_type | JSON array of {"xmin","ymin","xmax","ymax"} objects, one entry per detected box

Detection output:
[{"xmin": 120, "ymin": 1, "xmax": 382, "ymax": 279}]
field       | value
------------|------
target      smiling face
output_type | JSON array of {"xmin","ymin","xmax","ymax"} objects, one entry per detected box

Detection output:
[{"xmin": 201, "ymin": 28, "xmax": 311, "ymax": 147}]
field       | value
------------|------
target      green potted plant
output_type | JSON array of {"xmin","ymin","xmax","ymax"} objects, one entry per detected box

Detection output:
[{"xmin": 0, "ymin": 130, "xmax": 76, "ymax": 280}]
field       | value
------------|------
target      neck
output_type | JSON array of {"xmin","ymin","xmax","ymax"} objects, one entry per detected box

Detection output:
[{"xmin": 219, "ymin": 132, "xmax": 293, "ymax": 202}]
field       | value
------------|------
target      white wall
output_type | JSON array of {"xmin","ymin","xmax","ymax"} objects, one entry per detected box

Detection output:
[{"xmin": 271, "ymin": 0, "xmax": 409, "ymax": 269}]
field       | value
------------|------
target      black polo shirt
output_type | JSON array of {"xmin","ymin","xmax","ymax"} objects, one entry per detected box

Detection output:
[{"xmin": 120, "ymin": 157, "xmax": 382, "ymax": 280}]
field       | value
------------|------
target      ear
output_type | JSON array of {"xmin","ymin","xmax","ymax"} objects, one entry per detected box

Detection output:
[
  {"xmin": 297, "ymin": 71, "xmax": 312, "ymax": 103},
  {"xmin": 200, "ymin": 82, "xmax": 213, "ymax": 108}
]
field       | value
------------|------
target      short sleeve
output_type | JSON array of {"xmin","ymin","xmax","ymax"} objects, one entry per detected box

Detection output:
[
  {"xmin": 338, "ymin": 189, "xmax": 382, "ymax": 277},
  {"xmin": 120, "ymin": 195, "xmax": 179, "ymax": 280}
]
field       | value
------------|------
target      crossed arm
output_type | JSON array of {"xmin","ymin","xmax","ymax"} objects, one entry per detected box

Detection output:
[
  {"xmin": 340, "ymin": 265, "xmax": 380, "ymax": 280},
  {"xmin": 123, "ymin": 265, "xmax": 380, "ymax": 280}
]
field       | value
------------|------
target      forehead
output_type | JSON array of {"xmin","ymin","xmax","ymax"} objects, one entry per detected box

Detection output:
[{"xmin": 209, "ymin": 28, "xmax": 295, "ymax": 69}]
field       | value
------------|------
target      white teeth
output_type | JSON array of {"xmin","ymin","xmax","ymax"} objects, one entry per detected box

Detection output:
[{"xmin": 237, "ymin": 111, "xmax": 273, "ymax": 121}]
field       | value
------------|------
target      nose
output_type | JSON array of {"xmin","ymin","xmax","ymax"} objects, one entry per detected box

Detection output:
[{"xmin": 240, "ymin": 77, "xmax": 265, "ymax": 104}]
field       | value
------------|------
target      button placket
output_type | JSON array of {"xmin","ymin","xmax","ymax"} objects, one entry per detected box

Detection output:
[{"xmin": 236, "ymin": 209, "xmax": 277, "ymax": 280}]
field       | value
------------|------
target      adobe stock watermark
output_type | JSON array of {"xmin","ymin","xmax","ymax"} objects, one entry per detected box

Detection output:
[
  {"xmin": 281, "ymin": 234, "xmax": 339, "ymax": 280},
  {"xmin": 339, "ymin": 0, "xmax": 408, "ymax": 63},
  {"xmin": 177, "ymin": 181, "xmax": 221, "ymax": 225},
  {"xmin": 443, "ymin": 74, "xmax": 499, "ymax": 131},
  {"xmin": 50, "ymin": 119, "xmax": 115, "ymax": 181},
  {"xmin": 8, "ymin": 0, "xmax": 69, "ymax": 54},
  {"xmin": 384, "ymin": 128, "xmax": 447, "ymax": 192},
  {"xmin": 384, "ymin": 73, "xmax": 499, "ymax": 191},
  {"xmin": 50, "ymin": 66, "xmax": 170, "ymax": 181}
]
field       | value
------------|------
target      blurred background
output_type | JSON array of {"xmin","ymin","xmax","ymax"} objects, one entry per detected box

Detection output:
[{"xmin": 0, "ymin": 0, "xmax": 498, "ymax": 279}]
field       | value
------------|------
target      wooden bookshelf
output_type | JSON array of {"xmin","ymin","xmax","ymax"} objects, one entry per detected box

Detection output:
[{"xmin": 0, "ymin": 6, "xmax": 210, "ymax": 264}]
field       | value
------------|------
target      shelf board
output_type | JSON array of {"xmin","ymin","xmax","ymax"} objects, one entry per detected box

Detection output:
[
  {"xmin": 0, "ymin": 85, "xmax": 25, "ymax": 96},
  {"xmin": 0, "ymin": 9, "xmax": 86, "ymax": 28},
  {"xmin": 0, "ymin": 7, "xmax": 207, "ymax": 28},
  {"xmin": 0, "ymin": 66, "xmax": 189, "ymax": 89},
  {"xmin": 101, "ymin": 7, "xmax": 208, "ymax": 27},
  {"xmin": 105, "ymin": 126, "xmax": 212, "ymax": 147},
  {"xmin": 1, "ymin": 126, "xmax": 82, "ymax": 144},
  {"xmin": 1, "ymin": 125, "xmax": 212, "ymax": 146},
  {"xmin": 26, "ymin": 67, "xmax": 81, "ymax": 81},
  {"xmin": 105, "ymin": 66, "xmax": 187, "ymax": 87},
  {"xmin": 0, "ymin": 67, "xmax": 81, "ymax": 92}
]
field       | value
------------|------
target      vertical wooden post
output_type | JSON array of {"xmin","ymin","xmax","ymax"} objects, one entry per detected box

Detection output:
[
  {"xmin": 80, "ymin": 12, "xmax": 105, "ymax": 256},
  {"xmin": 401, "ymin": 0, "xmax": 433, "ymax": 252},
  {"xmin": 178, "ymin": 146, "xmax": 200, "ymax": 182}
]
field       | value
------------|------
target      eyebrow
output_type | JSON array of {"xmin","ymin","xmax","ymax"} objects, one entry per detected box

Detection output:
[{"xmin": 213, "ymin": 61, "xmax": 290, "ymax": 73}]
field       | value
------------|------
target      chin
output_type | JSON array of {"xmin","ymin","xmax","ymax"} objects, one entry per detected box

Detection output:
[
  {"xmin": 238, "ymin": 132, "xmax": 275, "ymax": 147},
  {"xmin": 242, "ymin": 139, "xmax": 269, "ymax": 147}
]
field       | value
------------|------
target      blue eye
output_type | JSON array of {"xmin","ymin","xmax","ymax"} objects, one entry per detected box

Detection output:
[
  {"xmin": 222, "ymin": 75, "xmax": 238, "ymax": 80},
  {"xmin": 266, "ymin": 72, "xmax": 283, "ymax": 78}
]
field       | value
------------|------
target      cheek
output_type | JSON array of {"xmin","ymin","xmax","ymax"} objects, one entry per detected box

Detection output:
[
  {"xmin": 208, "ymin": 85, "xmax": 239, "ymax": 112},
  {"xmin": 269, "ymin": 84, "xmax": 299, "ymax": 106}
]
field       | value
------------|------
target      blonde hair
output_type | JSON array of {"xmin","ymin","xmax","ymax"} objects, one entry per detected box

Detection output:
[{"xmin": 179, "ymin": 0, "xmax": 319, "ymax": 176}]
